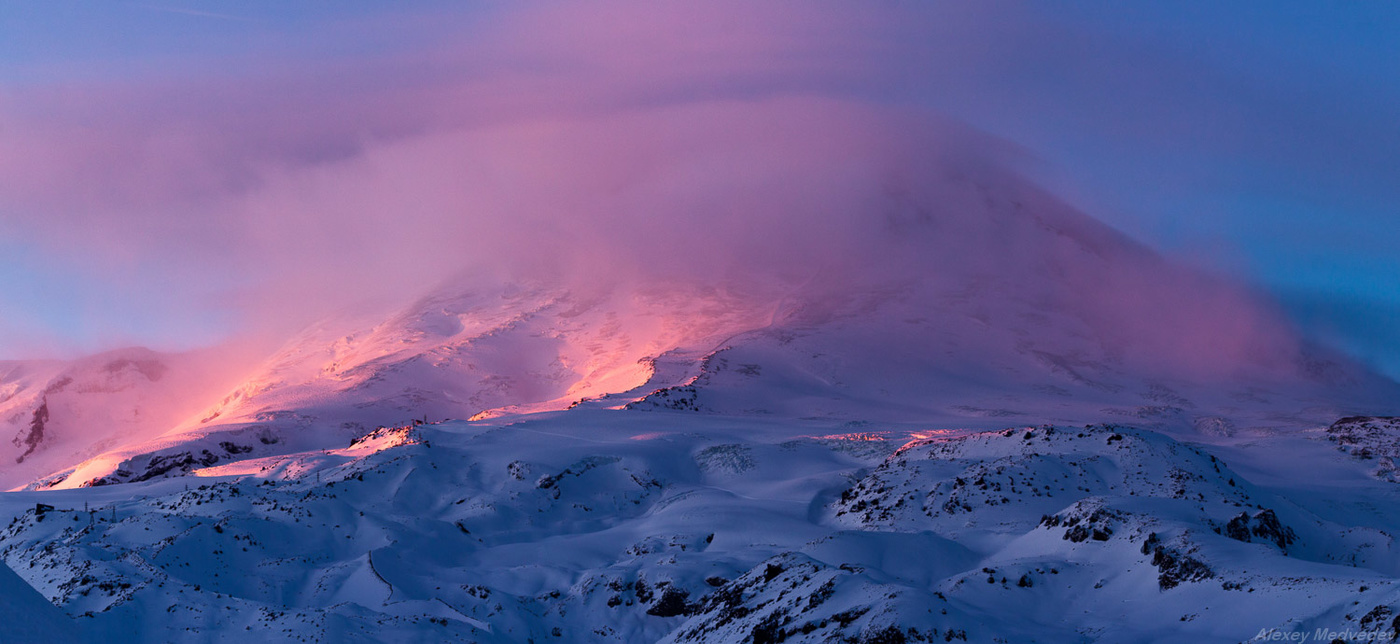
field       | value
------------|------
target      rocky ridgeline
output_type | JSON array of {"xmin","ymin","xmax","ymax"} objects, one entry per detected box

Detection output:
[
  {"xmin": 834, "ymin": 425, "xmax": 1257, "ymax": 531},
  {"xmin": 78, "ymin": 419, "xmax": 431, "ymax": 488},
  {"xmin": 80, "ymin": 425, "xmax": 287, "ymax": 487},
  {"xmin": 664, "ymin": 553, "xmax": 963, "ymax": 644},
  {"xmin": 1222, "ymin": 509, "xmax": 1297, "ymax": 552},
  {"xmin": 1326, "ymin": 416, "xmax": 1400, "ymax": 482},
  {"xmin": 832, "ymin": 424, "xmax": 1326, "ymax": 599},
  {"xmin": 625, "ymin": 349, "xmax": 732, "ymax": 413},
  {"xmin": 626, "ymin": 384, "xmax": 703, "ymax": 412}
]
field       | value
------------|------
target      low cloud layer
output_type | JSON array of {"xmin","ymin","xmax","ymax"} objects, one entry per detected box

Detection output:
[
  {"xmin": 0, "ymin": 2, "xmax": 993, "ymax": 346},
  {"xmin": 0, "ymin": 2, "xmax": 1375, "ymax": 382}
]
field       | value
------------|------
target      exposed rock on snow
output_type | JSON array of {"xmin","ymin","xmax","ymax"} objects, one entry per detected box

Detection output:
[{"xmin": 1326, "ymin": 416, "xmax": 1400, "ymax": 482}]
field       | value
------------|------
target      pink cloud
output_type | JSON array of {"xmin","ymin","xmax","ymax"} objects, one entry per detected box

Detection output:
[{"xmin": 0, "ymin": 2, "xmax": 1318, "ymax": 382}]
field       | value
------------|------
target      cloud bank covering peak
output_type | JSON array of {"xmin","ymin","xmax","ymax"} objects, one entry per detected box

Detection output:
[{"xmin": 0, "ymin": 1, "xmax": 1390, "ymax": 383}]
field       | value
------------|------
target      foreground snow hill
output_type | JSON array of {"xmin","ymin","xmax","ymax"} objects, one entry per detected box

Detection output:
[
  {"xmin": 3, "ymin": 407, "xmax": 1400, "ymax": 642},
  {"xmin": 0, "ymin": 554, "xmax": 79, "ymax": 641}
]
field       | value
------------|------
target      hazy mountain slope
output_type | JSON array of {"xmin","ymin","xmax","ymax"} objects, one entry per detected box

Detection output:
[
  {"xmin": 0, "ymin": 348, "xmax": 246, "ymax": 492},
  {"xmin": 40, "ymin": 283, "xmax": 778, "ymax": 490},
  {"xmin": 25, "ymin": 159, "xmax": 1397, "ymax": 492}
]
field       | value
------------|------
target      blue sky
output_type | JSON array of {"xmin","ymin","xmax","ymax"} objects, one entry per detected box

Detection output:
[
  {"xmin": 945, "ymin": 2, "xmax": 1400, "ymax": 378},
  {"xmin": 1, "ymin": 1, "xmax": 1397, "ymax": 377}
]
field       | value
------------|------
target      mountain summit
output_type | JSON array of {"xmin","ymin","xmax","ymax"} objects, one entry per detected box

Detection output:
[{"xmin": 8, "ymin": 120, "xmax": 1391, "ymax": 490}]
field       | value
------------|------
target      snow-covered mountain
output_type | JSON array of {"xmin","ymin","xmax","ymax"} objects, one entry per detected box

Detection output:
[
  {"xmin": 0, "ymin": 348, "xmax": 247, "ymax": 492},
  {"xmin": 33, "ymin": 281, "xmax": 779, "ymax": 491},
  {"xmin": 2, "ymin": 161, "xmax": 1399, "ymax": 642},
  {"xmin": 25, "ymin": 163, "xmax": 1395, "ymax": 493}
]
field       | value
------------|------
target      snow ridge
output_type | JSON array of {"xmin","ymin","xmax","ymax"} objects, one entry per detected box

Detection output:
[{"xmin": 3, "ymin": 412, "xmax": 1400, "ymax": 642}]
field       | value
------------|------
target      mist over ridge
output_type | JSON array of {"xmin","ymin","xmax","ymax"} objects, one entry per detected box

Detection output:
[
  {"xmin": 0, "ymin": 1, "xmax": 1391, "ymax": 484},
  {"xmin": 1, "ymin": 0, "xmax": 1377, "ymax": 383}
]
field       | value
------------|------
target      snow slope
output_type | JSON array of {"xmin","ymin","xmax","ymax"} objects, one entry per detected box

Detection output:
[
  {"xmin": 0, "ymin": 348, "xmax": 245, "ymax": 492},
  {"xmin": 3, "ymin": 412, "xmax": 1400, "ymax": 642},
  {"xmin": 0, "ymin": 557, "xmax": 81, "ymax": 642},
  {"xmin": 41, "ymin": 281, "xmax": 779, "ymax": 490}
]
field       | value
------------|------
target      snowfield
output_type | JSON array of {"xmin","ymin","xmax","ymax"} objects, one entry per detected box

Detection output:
[{"xmin": 4, "ymin": 407, "xmax": 1400, "ymax": 643}]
